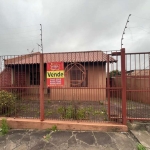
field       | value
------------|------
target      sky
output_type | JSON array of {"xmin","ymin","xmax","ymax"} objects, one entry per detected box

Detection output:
[{"xmin": 0, "ymin": 0, "xmax": 150, "ymax": 55}]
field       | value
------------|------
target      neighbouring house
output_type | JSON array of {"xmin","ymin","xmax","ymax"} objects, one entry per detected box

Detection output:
[
  {"xmin": 0, "ymin": 51, "xmax": 116, "ymax": 101},
  {"xmin": 126, "ymin": 69, "xmax": 150, "ymax": 76},
  {"xmin": 110, "ymin": 69, "xmax": 150, "ymax": 104}
]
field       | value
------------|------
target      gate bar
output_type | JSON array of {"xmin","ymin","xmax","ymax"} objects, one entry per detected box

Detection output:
[
  {"xmin": 107, "ymin": 54, "xmax": 110, "ymax": 120},
  {"xmin": 121, "ymin": 48, "xmax": 127, "ymax": 125},
  {"xmin": 40, "ymin": 53, "xmax": 44, "ymax": 121}
]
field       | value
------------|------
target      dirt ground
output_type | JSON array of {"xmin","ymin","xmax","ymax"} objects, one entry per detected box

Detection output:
[
  {"xmin": 7, "ymin": 100, "xmax": 108, "ymax": 122},
  {"xmin": 2, "ymin": 98, "xmax": 150, "ymax": 122}
]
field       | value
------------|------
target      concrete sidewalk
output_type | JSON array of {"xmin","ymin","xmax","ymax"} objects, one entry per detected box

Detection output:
[
  {"xmin": 0, "ymin": 129, "xmax": 138, "ymax": 150},
  {"xmin": 129, "ymin": 122, "xmax": 150, "ymax": 150},
  {"xmin": 0, "ymin": 122, "xmax": 150, "ymax": 150}
]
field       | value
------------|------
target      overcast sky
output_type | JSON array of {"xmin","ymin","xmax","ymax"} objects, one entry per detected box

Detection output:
[{"xmin": 0, "ymin": 0, "xmax": 150, "ymax": 55}]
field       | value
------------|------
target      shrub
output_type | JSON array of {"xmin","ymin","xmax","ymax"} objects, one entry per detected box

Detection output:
[
  {"xmin": 58, "ymin": 105, "xmax": 74, "ymax": 119},
  {"xmin": 0, "ymin": 90, "xmax": 17, "ymax": 115}
]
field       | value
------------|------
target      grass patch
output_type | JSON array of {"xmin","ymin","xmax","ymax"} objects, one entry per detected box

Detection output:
[
  {"xmin": 0, "ymin": 118, "xmax": 9, "ymax": 135},
  {"xmin": 137, "ymin": 143, "xmax": 146, "ymax": 150}
]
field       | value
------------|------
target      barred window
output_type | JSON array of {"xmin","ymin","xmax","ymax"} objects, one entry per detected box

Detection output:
[
  {"xmin": 30, "ymin": 72, "xmax": 40, "ymax": 85},
  {"xmin": 70, "ymin": 69, "xmax": 88, "ymax": 87}
]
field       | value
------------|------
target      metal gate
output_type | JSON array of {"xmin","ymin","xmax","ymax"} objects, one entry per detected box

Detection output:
[
  {"xmin": 125, "ymin": 52, "xmax": 150, "ymax": 121},
  {"xmin": 107, "ymin": 49, "xmax": 150, "ymax": 124},
  {"xmin": 106, "ymin": 49, "xmax": 126, "ymax": 124}
]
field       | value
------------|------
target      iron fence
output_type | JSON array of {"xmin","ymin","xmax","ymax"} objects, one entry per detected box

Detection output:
[
  {"xmin": 1, "ymin": 49, "xmax": 149, "ymax": 124},
  {"xmin": 0, "ymin": 51, "xmax": 117, "ymax": 122},
  {"xmin": 0, "ymin": 54, "xmax": 40, "ymax": 119}
]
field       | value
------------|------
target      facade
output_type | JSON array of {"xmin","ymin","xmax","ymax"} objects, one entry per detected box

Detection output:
[{"xmin": 1, "ymin": 51, "xmax": 116, "ymax": 101}]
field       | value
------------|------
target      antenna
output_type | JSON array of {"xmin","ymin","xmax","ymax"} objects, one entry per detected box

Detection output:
[
  {"xmin": 27, "ymin": 48, "xmax": 34, "ymax": 53},
  {"xmin": 121, "ymin": 14, "xmax": 131, "ymax": 48}
]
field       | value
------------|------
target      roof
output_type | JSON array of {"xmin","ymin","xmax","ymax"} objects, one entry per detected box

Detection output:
[
  {"xmin": 4, "ymin": 51, "xmax": 116, "ymax": 65},
  {"xmin": 127, "ymin": 69, "xmax": 150, "ymax": 76}
]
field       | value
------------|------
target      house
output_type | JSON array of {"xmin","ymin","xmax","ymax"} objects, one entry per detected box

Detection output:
[
  {"xmin": 1, "ymin": 51, "xmax": 116, "ymax": 101},
  {"xmin": 126, "ymin": 69, "xmax": 150, "ymax": 76}
]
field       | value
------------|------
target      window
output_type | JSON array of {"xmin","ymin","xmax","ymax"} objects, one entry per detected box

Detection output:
[
  {"xmin": 47, "ymin": 88, "xmax": 50, "ymax": 94},
  {"xmin": 30, "ymin": 72, "xmax": 40, "ymax": 85},
  {"xmin": 70, "ymin": 69, "xmax": 88, "ymax": 87}
]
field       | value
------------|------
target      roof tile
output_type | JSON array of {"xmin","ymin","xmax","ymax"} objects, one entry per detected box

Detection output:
[{"xmin": 5, "ymin": 51, "xmax": 116, "ymax": 65}]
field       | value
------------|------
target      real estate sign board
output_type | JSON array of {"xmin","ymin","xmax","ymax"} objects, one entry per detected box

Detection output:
[{"xmin": 47, "ymin": 62, "xmax": 64, "ymax": 87}]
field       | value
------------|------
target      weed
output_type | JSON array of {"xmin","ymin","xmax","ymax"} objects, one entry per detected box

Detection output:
[
  {"xmin": 51, "ymin": 125, "xmax": 57, "ymax": 131},
  {"xmin": 45, "ymin": 110, "xmax": 52, "ymax": 117},
  {"xmin": 45, "ymin": 125, "xmax": 57, "ymax": 132},
  {"xmin": 76, "ymin": 108, "xmax": 86, "ymax": 120},
  {"xmin": 137, "ymin": 143, "xmax": 146, "ymax": 150},
  {"xmin": 58, "ymin": 105, "xmax": 93, "ymax": 120},
  {"xmin": 93, "ymin": 107, "xmax": 108, "ymax": 121},
  {"xmin": 0, "ymin": 118, "xmax": 9, "ymax": 135},
  {"xmin": 43, "ymin": 133, "xmax": 51, "ymax": 142},
  {"xmin": 58, "ymin": 106, "xmax": 72, "ymax": 119},
  {"xmin": 47, "ymin": 100, "xmax": 51, "ymax": 104}
]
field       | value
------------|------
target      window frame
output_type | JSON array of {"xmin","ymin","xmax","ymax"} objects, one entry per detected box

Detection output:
[{"xmin": 70, "ymin": 69, "xmax": 88, "ymax": 87}]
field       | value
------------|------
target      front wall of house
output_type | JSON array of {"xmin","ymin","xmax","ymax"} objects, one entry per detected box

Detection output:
[
  {"xmin": 12, "ymin": 63, "xmax": 106, "ymax": 101},
  {"xmin": 12, "ymin": 65, "xmax": 40, "ymax": 95},
  {"xmin": 50, "ymin": 63, "xmax": 106, "ymax": 101}
]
